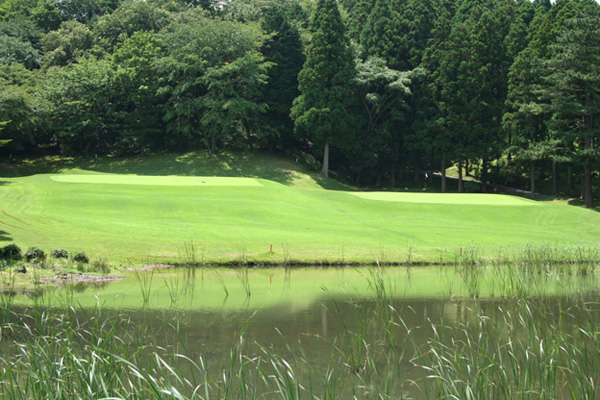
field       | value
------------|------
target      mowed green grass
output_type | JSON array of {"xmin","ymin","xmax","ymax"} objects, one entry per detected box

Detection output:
[
  {"xmin": 352, "ymin": 192, "xmax": 540, "ymax": 205},
  {"xmin": 0, "ymin": 152, "xmax": 599, "ymax": 263}
]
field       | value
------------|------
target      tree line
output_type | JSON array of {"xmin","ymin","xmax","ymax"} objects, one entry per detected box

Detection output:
[{"xmin": 1, "ymin": 0, "xmax": 599, "ymax": 206}]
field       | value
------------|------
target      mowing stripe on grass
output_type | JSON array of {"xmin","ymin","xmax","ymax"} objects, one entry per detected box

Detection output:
[
  {"xmin": 50, "ymin": 174, "xmax": 264, "ymax": 187},
  {"xmin": 351, "ymin": 192, "xmax": 541, "ymax": 206}
]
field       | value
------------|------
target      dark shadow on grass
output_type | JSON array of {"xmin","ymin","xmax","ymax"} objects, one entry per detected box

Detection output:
[
  {"xmin": 567, "ymin": 198, "xmax": 600, "ymax": 212},
  {"xmin": 87, "ymin": 152, "xmax": 296, "ymax": 184},
  {"xmin": 0, "ymin": 230, "xmax": 12, "ymax": 242},
  {"xmin": 532, "ymin": 195, "xmax": 570, "ymax": 203},
  {"xmin": 311, "ymin": 175, "xmax": 356, "ymax": 191},
  {"xmin": 524, "ymin": 195, "xmax": 600, "ymax": 212},
  {"xmin": 30, "ymin": 152, "xmax": 304, "ymax": 185}
]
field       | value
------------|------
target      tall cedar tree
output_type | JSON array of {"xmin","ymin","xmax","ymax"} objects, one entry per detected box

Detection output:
[
  {"xmin": 396, "ymin": 0, "xmax": 438, "ymax": 187},
  {"xmin": 466, "ymin": 5, "xmax": 512, "ymax": 191},
  {"xmin": 291, "ymin": 0, "xmax": 355, "ymax": 178},
  {"xmin": 260, "ymin": 5, "xmax": 304, "ymax": 149},
  {"xmin": 397, "ymin": 0, "xmax": 438, "ymax": 71},
  {"xmin": 453, "ymin": 0, "xmax": 493, "ymax": 23},
  {"xmin": 505, "ymin": 0, "xmax": 585, "ymax": 195},
  {"xmin": 347, "ymin": 0, "xmax": 373, "ymax": 42},
  {"xmin": 360, "ymin": 0, "xmax": 401, "ymax": 68},
  {"xmin": 543, "ymin": 3, "xmax": 600, "ymax": 208},
  {"xmin": 504, "ymin": 6, "xmax": 550, "ymax": 195},
  {"xmin": 431, "ymin": 17, "xmax": 474, "ymax": 192},
  {"xmin": 419, "ymin": 9, "xmax": 453, "ymax": 191}
]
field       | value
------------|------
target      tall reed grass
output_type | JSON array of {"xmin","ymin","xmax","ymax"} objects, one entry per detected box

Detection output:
[{"xmin": 1, "ymin": 251, "xmax": 600, "ymax": 399}]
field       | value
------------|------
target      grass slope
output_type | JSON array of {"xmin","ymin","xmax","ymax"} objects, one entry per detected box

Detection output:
[{"xmin": 1, "ymin": 152, "xmax": 599, "ymax": 264}]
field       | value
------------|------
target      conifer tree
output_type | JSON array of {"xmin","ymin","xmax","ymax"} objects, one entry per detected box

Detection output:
[
  {"xmin": 291, "ymin": 0, "xmax": 356, "ymax": 178},
  {"xmin": 543, "ymin": 4, "xmax": 600, "ymax": 208},
  {"xmin": 395, "ymin": 0, "xmax": 440, "ymax": 187},
  {"xmin": 418, "ymin": 9, "xmax": 453, "ymax": 191},
  {"xmin": 505, "ymin": 0, "xmax": 586, "ymax": 195},
  {"xmin": 360, "ymin": 0, "xmax": 401, "ymax": 68},
  {"xmin": 467, "ymin": 6, "xmax": 512, "ymax": 191},
  {"xmin": 260, "ymin": 5, "xmax": 304, "ymax": 148},
  {"xmin": 503, "ymin": 11, "xmax": 548, "ymax": 195},
  {"xmin": 396, "ymin": 0, "xmax": 438, "ymax": 70},
  {"xmin": 453, "ymin": 0, "xmax": 493, "ymax": 23},
  {"xmin": 347, "ymin": 0, "xmax": 373, "ymax": 42}
]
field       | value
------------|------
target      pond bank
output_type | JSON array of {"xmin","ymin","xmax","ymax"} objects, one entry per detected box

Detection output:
[{"xmin": 2, "ymin": 242, "xmax": 600, "ymax": 291}]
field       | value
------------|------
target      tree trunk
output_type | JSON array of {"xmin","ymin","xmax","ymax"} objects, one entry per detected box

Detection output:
[
  {"xmin": 84, "ymin": 143, "xmax": 91, "ymax": 156},
  {"xmin": 458, "ymin": 160, "xmax": 463, "ymax": 193},
  {"xmin": 430, "ymin": 147, "xmax": 435, "ymax": 178},
  {"xmin": 584, "ymin": 155, "xmax": 593, "ymax": 208},
  {"xmin": 413, "ymin": 158, "xmax": 420, "ymax": 185},
  {"xmin": 441, "ymin": 150, "xmax": 446, "ymax": 193},
  {"xmin": 391, "ymin": 159, "xmax": 396, "ymax": 187},
  {"xmin": 481, "ymin": 159, "xmax": 488, "ymax": 193},
  {"xmin": 322, "ymin": 136, "xmax": 329, "ymax": 178},
  {"xmin": 530, "ymin": 162, "xmax": 535, "ymax": 197},
  {"xmin": 209, "ymin": 132, "xmax": 216, "ymax": 155},
  {"xmin": 552, "ymin": 159, "xmax": 557, "ymax": 195},
  {"xmin": 398, "ymin": 158, "xmax": 404, "ymax": 180},
  {"xmin": 495, "ymin": 162, "xmax": 501, "ymax": 184},
  {"xmin": 584, "ymin": 93, "xmax": 594, "ymax": 208},
  {"xmin": 465, "ymin": 159, "xmax": 470, "ymax": 177},
  {"xmin": 507, "ymin": 131, "xmax": 512, "ymax": 164},
  {"xmin": 568, "ymin": 165, "xmax": 573, "ymax": 195}
]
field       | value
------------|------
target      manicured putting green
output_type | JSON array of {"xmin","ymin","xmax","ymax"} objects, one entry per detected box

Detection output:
[
  {"xmin": 51, "ymin": 175, "xmax": 263, "ymax": 187},
  {"xmin": 352, "ymin": 192, "xmax": 540, "ymax": 206}
]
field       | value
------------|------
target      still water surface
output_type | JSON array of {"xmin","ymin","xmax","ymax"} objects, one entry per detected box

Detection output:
[{"xmin": 8, "ymin": 265, "xmax": 600, "ymax": 398}]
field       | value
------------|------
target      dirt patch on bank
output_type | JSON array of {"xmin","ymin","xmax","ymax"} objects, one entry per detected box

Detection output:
[
  {"xmin": 43, "ymin": 272, "xmax": 124, "ymax": 284},
  {"xmin": 126, "ymin": 264, "xmax": 174, "ymax": 271}
]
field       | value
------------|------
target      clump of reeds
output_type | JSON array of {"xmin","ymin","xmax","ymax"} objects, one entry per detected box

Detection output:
[
  {"xmin": 415, "ymin": 299, "xmax": 600, "ymax": 399},
  {"xmin": 457, "ymin": 246, "xmax": 484, "ymax": 298}
]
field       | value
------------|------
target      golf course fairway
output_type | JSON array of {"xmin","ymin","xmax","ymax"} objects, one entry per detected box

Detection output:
[{"xmin": 0, "ymin": 152, "xmax": 599, "ymax": 264}]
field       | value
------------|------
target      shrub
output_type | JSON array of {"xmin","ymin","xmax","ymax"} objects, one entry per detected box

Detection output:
[
  {"xmin": 51, "ymin": 249, "xmax": 69, "ymax": 259},
  {"xmin": 25, "ymin": 247, "xmax": 46, "ymax": 263},
  {"xmin": 72, "ymin": 252, "xmax": 89, "ymax": 264},
  {"xmin": 0, "ymin": 244, "xmax": 22, "ymax": 261},
  {"xmin": 90, "ymin": 258, "xmax": 110, "ymax": 273}
]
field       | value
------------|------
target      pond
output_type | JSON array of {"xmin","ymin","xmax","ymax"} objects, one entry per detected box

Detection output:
[{"xmin": 2, "ymin": 264, "xmax": 600, "ymax": 399}]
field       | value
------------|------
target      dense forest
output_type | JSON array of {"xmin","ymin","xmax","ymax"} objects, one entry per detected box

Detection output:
[{"xmin": 1, "ymin": 0, "xmax": 599, "ymax": 206}]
